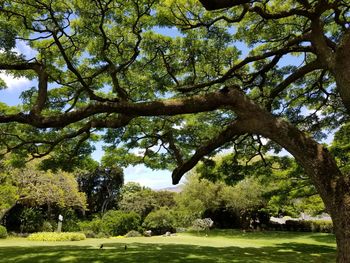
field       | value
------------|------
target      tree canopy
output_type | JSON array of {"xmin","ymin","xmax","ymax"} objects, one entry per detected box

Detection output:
[
  {"xmin": 0, "ymin": 161, "xmax": 86, "ymax": 220},
  {"xmin": 0, "ymin": 1, "xmax": 350, "ymax": 261}
]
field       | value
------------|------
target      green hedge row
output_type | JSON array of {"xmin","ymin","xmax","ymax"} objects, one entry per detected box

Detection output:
[
  {"xmin": 27, "ymin": 232, "xmax": 86, "ymax": 241},
  {"xmin": 269, "ymin": 220, "xmax": 333, "ymax": 233}
]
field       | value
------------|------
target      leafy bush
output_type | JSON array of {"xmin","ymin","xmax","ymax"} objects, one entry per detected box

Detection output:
[
  {"xmin": 19, "ymin": 207, "xmax": 44, "ymax": 233},
  {"xmin": 101, "ymin": 210, "xmax": 140, "ymax": 236},
  {"xmin": 125, "ymin": 230, "xmax": 142, "ymax": 237},
  {"xmin": 27, "ymin": 232, "xmax": 86, "ymax": 241},
  {"xmin": 96, "ymin": 232, "xmax": 109, "ymax": 238},
  {"xmin": 312, "ymin": 220, "xmax": 333, "ymax": 233},
  {"xmin": 143, "ymin": 208, "xmax": 176, "ymax": 235},
  {"xmin": 60, "ymin": 209, "xmax": 81, "ymax": 232},
  {"xmin": 78, "ymin": 218, "xmax": 103, "ymax": 237},
  {"xmin": 0, "ymin": 225, "xmax": 7, "ymax": 239},
  {"xmin": 41, "ymin": 221, "xmax": 53, "ymax": 232}
]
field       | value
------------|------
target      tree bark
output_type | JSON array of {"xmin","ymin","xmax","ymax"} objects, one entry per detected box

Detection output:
[
  {"xmin": 333, "ymin": 199, "xmax": 350, "ymax": 263},
  {"xmin": 334, "ymin": 30, "xmax": 350, "ymax": 114}
]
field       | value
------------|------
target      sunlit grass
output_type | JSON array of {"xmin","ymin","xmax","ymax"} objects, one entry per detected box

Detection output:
[{"xmin": 0, "ymin": 230, "xmax": 336, "ymax": 263}]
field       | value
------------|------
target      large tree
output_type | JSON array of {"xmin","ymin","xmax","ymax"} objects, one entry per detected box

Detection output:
[{"xmin": 0, "ymin": 0, "xmax": 349, "ymax": 261}]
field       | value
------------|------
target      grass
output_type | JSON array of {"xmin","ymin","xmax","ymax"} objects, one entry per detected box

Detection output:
[{"xmin": 0, "ymin": 230, "xmax": 336, "ymax": 263}]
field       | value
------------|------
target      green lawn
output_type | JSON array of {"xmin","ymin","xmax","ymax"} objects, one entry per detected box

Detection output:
[{"xmin": 0, "ymin": 230, "xmax": 336, "ymax": 263}]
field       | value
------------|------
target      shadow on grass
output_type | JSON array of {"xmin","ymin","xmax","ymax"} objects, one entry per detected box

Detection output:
[
  {"xmin": 192, "ymin": 229, "xmax": 335, "ymax": 242},
  {"xmin": 310, "ymin": 234, "xmax": 336, "ymax": 244},
  {"xmin": 0, "ymin": 242, "xmax": 335, "ymax": 263}
]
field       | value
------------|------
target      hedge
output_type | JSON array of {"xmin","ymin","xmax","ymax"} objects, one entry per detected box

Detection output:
[
  {"xmin": 27, "ymin": 232, "xmax": 86, "ymax": 241},
  {"xmin": 269, "ymin": 220, "xmax": 333, "ymax": 233}
]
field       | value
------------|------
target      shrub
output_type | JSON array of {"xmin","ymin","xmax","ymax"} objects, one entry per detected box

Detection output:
[
  {"xmin": 191, "ymin": 218, "xmax": 214, "ymax": 233},
  {"xmin": 41, "ymin": 221, "xmax": 53, "ymax": 232},
  {"xmin": 143, "ymin": 208, "xmax": 176, "ymax": 235},
  {"xmin": 27, "ymin": 232, "xmax": 86, "ymax": 241},
  {"xmin": 19, "ymin": 207, "xmax": 44, "ymax": 233},
  {"xmin": 310, "ymin": 220, "xmax": 333, "ymax": 233},
  {"xmin": 78, "ymin": 218, "xmax": 103, "ymax": 237},
  {"xmin": 101, "ymin": 210, "xmax": 141, "ymax": 236},
  {"xmin": 125, "ymin": 230, "xmax": 142, "ymax": 237},
  {"xmin": 0, "ymin": 225, "xmax": 8, "ymax": 239},
  {"xmin": 96, "ymin": 232, "xmax": 109, "ymax": 238},
  {"xmin": 61, "ymin": 209, "xmax": 80, "ymax": 232},
  {"xmin": 284, "ymin": 219, "xmax": 333, "ymax": 233}
]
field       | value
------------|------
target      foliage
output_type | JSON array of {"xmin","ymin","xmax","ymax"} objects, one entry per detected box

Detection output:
[
  {"xmin": 0, "ymin": 161, "xmax": 87, "ymax": 222},
  {"xmin": 197, "ymin": 155, "xmax": 326, "ymax": 218},
  {"xmin": 0, "ymin": 225, "xmax": 7, "ymax": 239},
  {"xmin": 77, "ymin": 165, "xmax": 124, "ymax": 214},
  {"xmin": 119, "ymin": 182, "xmax": 176, "ymax": 220},
  {"xmin": 101, "ymin": 210, "xmax": 140, "ymax": 236},
  {"xmin": 174, "ymin": 173, "xmax": 222, "ymax": 226},
  {"xmin": 175, "ymin": 172, "xmax": 266, "ymax": 228},
  {"xmin": 143, "ymin": 208, "xmax": 176, "ymax": 234},
  {"xmin": 19, "ymin": 207, "xmax": 44, "ymax": 233},
  {"xmin": 41, "ymin": 221, "xmax": 53, "ymax": 232},
  {"xmin": 78, "ymin": 218, "xmax": 103, "ymax": 237},
  {"xmin": 0, "ymin": 177, "xmax": 18, "ymax": 220},
  {"xmin": 60, "ymin": 209, "xmax": 81, "ymax": 232},
  {"xmin": 27, "ymin": 232, "xmax": 86, "ymax": 241},
  {"xmin": 330, "ymin": 122, "xmax": 350, "ymax": 174},
  {"xmin": 125, "ymin": 230, "xmax": 142, "ymax": 238},
  {"xmin": 284, "ymin": 220, "xmax": 333, "ymax": 233}
]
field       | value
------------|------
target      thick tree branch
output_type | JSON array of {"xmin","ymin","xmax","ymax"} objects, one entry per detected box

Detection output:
[
  {"xmin": 334, "ymin": 29, "xmax": 350, "ymax": 114},
  {"xmin": 0, "ymin": 89, "xmax": 238, "ymax": 128},
  {"xmin": 31, "ymin": 70, "xmax": 48, "ymax": 115},
  {"xmin": 199, "ymin": 0, "xmax": 251, "ymax": 10},
  {"xmin": 172, "ymin": 119, "xmax": 249, "ymax": 184},
  {"xmin": 310, "ymin": 18, "xmax": 335, "ymax": 69}
]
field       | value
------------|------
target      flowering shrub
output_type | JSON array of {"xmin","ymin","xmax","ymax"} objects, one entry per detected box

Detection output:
[{"xmin": 192, "ymin": 218, "xmax": 214, "ymax": 232}]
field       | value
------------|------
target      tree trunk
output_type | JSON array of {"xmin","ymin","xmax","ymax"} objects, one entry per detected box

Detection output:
[
  {"xmin": 333, "ymin": 214, "xmax": 350, "ymax": 263},
  {"xmin": 223, "ymin": 89, "xmax": 349, "ymax": 262},
  {"xmin": 325, "ymin": 176, "xmax": 350, "ymax": 263},
  {"xmin": 260, "ymin": 119, "xmax": 350, "ymax": 262}
]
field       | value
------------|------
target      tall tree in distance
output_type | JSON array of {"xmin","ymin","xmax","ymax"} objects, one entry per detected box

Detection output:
[
  {"xmin": 0, "ymin": 1, "xmax": 349, "ymax": 261},
  {"xmin": 77, "ymin": 165, "xmax": 124, "ymax": 215}
]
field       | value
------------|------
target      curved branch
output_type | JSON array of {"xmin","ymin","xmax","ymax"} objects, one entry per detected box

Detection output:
[
  {"xmin": 172, "ymin": 119, "xmax": 249, "ymax": 184},
  {"xmin": 268, "ymin": 59, "xmax": 323, "ymax": 106},
  {"xmin": 199, "ymin": 0, "xmax": 251, "ymax": 10}
]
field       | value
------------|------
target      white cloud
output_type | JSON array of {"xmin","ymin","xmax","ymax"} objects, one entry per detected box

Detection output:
[
  {"xmin": 0, "ymin": 72, "xmax": 31, "ymax": 92},
  {"xmin": 14, "ymin": 40, "xmax": 38, "ymax": 59},
  {"xmin": 124, "ymin": 164, "xmax": 184, "ymax": 189},
  {"xmin": 0, "ymin": 40, "xmax": 36, "ymax": 92}
]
